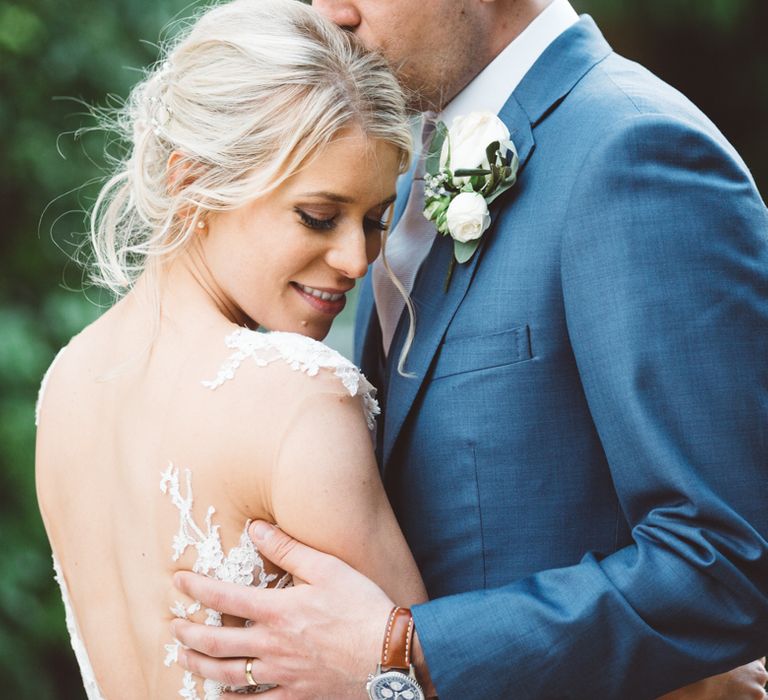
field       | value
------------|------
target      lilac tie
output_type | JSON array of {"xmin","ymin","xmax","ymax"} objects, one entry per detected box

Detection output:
[{"xmin": 373, "ymin": 116, "xmax": 437, "ymax": 356}]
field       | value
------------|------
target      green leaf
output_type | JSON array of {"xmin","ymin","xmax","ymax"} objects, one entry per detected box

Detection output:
[
  {"xmin": 425, "ymin": 121, "xmax": 449, "ymax": 176},
  {"xmin": 423, "ymin": 198, "xmax": 447, "ymax": 221},
  {"xmin": 481, "ymin": 169, "xmax": 500, "ymax": 196},
  {"xmin": 485, "ymin": 140, "xmax": 501, "ymax": 169},
  {"xmin": 508, "ymin": 147, "xmax": 520, "ymax": 174},
  {"xmin": 485, "ymin": 173, "xmax": 518, "ymax": 205},
  {"xmin": 454, "ymin": 239, "xmax": 481, "ymax": 264},
  {"xmin": 436, "ymin": 209, "xmax": 449, "ymax": 233}
]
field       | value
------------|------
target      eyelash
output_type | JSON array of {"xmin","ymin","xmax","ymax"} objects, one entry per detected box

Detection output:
[
  {"xmin": 297, "ymin": 209, "xmax": 335, "ymax": 230},
  {"xmin": 296, "ymin": 209, "xmax": 388, "ymax": 233}
]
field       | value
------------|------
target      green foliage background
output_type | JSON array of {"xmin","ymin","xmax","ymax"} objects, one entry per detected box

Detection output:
[{"xmin": 0, "ymin": 0, "xmax": 765, "ymax": 697}]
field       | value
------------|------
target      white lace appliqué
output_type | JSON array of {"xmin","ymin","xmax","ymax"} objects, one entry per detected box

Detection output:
[
  {"xmin": 161, "ymin": 464, "xmax": 289, "ymax": 698},
  {"xmin": 202, "ymin": 329, "xmax": 380, "ymax": 430}
]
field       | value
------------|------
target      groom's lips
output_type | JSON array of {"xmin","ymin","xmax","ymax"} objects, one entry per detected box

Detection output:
[{"xmin": 291, "ymin": 282, "xmax": 348, "ymax": 316}]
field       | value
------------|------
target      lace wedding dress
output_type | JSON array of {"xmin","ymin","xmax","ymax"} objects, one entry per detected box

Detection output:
[{"xmin": 36, "ymin": 328, "xmax": 379, "ymax": 699}]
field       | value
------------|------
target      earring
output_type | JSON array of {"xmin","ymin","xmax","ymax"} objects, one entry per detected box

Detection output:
[{"xmin": 196, "ymin": 219, "xmax": 206, "ymax": 231}]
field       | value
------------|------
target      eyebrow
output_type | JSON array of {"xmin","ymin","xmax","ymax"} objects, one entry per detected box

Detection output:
[{"xmin": 298, "ymin": 191, "xmax": 397, "ymax": 207}]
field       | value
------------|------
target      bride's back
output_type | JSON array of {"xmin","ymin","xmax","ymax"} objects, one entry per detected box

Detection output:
[{"xmin": 35, "ymin": 301, "xmax": 295, "ymax": 697}]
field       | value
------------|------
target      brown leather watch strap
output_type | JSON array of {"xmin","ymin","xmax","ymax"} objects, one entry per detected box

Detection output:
[{"xmin": 380, "ymin": 606, "xmax": 415, "ymax": 671}]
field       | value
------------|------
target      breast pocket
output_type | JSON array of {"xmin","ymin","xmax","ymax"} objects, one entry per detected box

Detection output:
[{"xmin": 432, "ymin": 325, "xmax": 533, "ymax": 380}]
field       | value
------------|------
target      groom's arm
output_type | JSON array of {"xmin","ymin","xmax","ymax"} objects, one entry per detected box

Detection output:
[
  {"xmin": 171, "ymin": 523, "xmax": 763, "ymax": 700},
  {"xmin": 410, "ymin": 114, "xmax": 768, "ymax": 698}
]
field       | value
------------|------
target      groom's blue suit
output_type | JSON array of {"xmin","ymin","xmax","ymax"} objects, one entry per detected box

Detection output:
[{"xmin": 354, "ymin": 16, "xmax": 768, "ymax": 700}]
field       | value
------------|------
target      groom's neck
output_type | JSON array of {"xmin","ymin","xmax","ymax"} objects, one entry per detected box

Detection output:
[{"xmin": 431, "ymin": 0, "xmax": 558, "ymax": 112}]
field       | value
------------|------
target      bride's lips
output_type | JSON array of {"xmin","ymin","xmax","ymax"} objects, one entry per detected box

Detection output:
[{"xmin": 291, "ymin": 282, "xmax": 349, "ymax": 316}]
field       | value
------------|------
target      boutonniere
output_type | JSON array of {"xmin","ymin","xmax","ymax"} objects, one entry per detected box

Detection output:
[{"xmin": 422, "ymin": 111, "xmax": 519, "ymax": 290}]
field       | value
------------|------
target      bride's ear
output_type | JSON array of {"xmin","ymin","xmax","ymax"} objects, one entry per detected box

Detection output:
[
  {"xmin": 166, "ymin": 150, "xmax": 201, "ymax": 192},
  {"xmin": 166, "ymin": 151, "xmax": 208, "ymax": 232}
]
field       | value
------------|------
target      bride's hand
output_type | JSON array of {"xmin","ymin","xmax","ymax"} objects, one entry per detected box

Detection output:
[
  {"xmin": 171, "ymin": 521, "xmax": 436, "ymax": 699},
  {"xmin": 657, "ymin": 659, "xmax": 767, "ymax": 700}
]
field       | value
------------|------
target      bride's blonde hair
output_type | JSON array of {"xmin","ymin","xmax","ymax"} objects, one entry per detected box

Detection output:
[{"xmin": 89, "ymin": 0, "xmax": 412, "ymax": 296}]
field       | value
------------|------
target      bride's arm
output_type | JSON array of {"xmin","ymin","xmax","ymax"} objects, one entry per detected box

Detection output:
[
  {"xmin": 170, "ymin": 380, "xmax": 431, "ymax": 695},
  {"xmin": 265, "ymin": 385, "xmax": 427, "ymax": 607}
]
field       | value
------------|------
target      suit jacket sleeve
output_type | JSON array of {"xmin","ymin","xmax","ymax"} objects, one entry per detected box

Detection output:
[{"xmin": 411, "ymin": 114, "xmax": 768, "ymax": 699}]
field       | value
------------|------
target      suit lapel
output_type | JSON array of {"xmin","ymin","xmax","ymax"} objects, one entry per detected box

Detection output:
[
  {"xmin": 379, "ymin": 16, "xmax": 613, "ymax": 472},
  {"xmin": 381, "ymin": 116, "xmax": 535, "ymax": 470},
  {"xmin": 510, "ymin": 16, "xmax": 612, "ymax": 128}
]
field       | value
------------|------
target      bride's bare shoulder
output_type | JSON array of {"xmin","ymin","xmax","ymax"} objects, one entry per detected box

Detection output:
[{"xmin": 199, "ymin": 328, "xmax": 379, "ymax": 518}]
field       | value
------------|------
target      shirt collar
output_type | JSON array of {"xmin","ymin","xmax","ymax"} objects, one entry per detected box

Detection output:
[{"xmin": 438, "ymin": 0, "xmax": 579, "ymax": 128}]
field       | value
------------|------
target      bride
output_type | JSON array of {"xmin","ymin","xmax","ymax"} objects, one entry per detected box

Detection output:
[
  {"xmin": 35, "ymin": 1, "xmax": 426, "ymax": 697},
  {"xmin": 35, "ymin": 1, "xmax": 765, "ymax": 698}
]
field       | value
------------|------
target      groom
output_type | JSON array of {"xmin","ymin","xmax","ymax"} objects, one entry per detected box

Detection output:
[{"xmin": 172, "ymin": 0, "xmax": 768, "ymax": 697}]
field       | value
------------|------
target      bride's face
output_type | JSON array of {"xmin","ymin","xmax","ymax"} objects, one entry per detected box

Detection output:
[{"xmin": 201, "ymin": 127, "xmax": 401, "ymax": 339}]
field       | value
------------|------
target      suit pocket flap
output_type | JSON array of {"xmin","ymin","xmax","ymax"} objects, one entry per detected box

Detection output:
[{"xmin": 433, "ymin": 325, "xmax": 533, "ymax": 379}]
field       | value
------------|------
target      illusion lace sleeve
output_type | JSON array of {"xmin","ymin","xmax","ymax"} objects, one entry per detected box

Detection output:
[{"xmin": 202, "ymin": 329, "xmax": 380, "ymax": 430}]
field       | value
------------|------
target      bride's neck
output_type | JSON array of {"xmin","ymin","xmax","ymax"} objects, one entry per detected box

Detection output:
[{"xmin": 132, "ymin": 243, "xmax": 256, "ymax": 333}]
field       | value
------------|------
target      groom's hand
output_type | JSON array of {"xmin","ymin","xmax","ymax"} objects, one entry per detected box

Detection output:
[{"xmin": 171, "ymin": 521, "xmax": 432, "ymax": 699}]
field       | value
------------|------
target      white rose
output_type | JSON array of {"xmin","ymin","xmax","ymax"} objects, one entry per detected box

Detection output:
[
  {"xmin": 441, "ymin": 111, "xmax": 510, "ymax": 171},
  {"xmin": 446, "ymin": 192, "xmax": 491, "ymax": 243}
]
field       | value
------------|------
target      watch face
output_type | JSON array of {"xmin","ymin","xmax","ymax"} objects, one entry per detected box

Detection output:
[{"xmin": 367, "ymin": 670, "xmax": 424, "ymax": 700}]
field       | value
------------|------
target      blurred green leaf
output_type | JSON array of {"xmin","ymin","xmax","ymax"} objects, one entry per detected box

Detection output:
[{"xmin": 0, "ymin": 3, "xmax": 44, "ymax": 54}]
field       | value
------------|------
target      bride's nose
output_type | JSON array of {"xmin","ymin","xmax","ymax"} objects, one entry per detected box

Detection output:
[{"xmin": 325, "ymin": 226, "xmax": 370, "ymax": 280}]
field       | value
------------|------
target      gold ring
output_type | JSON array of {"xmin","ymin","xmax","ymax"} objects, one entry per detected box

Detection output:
[{"xmin": 244, "ymin": 657, "xmax": 258, "ymax": 686}]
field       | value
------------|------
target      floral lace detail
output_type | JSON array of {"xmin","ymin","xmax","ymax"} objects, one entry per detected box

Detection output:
[
  {"xmin": 202, "ymin": 329, "xmax": 380, "ymax": 430},
  {"xmin": 161, "ymin": 464, "xmax": 290, "ymax": 698}
]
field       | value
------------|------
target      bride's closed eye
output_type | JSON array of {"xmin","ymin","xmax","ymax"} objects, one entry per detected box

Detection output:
[
  {"xmin": 364, "ymin": 204, "xmax": 392, "ymax": 234},
  {"xmin": 364, "ymin": 216, "xmax": 388, "ymax": 233},
  {"xmin": 296, "ymin": 208, "xmax": 336, "ymax": 231},
  {"xmin": 295, "ymin": 207, "xmax": 388, "ymax": 234}
]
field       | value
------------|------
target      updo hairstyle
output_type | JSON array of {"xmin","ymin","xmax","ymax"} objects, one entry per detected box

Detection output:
[{"xmin": 90, "ymin": 0, "xmax": 412, "ymax": 295}]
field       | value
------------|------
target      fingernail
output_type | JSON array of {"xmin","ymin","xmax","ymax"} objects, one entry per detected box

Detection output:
[{"xmin": 250, "ymin": 521, "xmax": 273, "ymax": 542}]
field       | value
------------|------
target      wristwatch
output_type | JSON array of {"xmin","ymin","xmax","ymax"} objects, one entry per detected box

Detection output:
[{"xmin": 366, "ymin": 606, "xmax": 426, "ymax": 700}]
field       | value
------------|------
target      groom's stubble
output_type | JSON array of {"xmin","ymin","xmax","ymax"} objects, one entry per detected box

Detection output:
[{"xmin": 312, "ymin": 0, "xmax": 549, "ymax": 112}]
